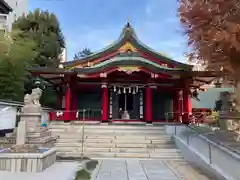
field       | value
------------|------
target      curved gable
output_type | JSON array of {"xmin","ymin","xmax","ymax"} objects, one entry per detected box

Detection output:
[{"xmin": 65, "ymin": 22, "xmax": 192, "ymax": 70}]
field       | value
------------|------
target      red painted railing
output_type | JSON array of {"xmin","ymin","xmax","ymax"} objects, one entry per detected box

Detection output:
[{"xmin": 49, "ymin": 109, "xmax": 102, "ymax": 121}]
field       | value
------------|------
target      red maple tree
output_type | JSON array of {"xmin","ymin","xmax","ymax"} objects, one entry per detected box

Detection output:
[
  {"xmin": 179, "ymin": 0, "xmax": 240, "ymax": 110},
  {"xmin": 179, "ymin": 0, "xmax": 240, "ymax": 75}
]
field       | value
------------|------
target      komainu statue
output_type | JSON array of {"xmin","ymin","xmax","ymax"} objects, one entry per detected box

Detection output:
[
  {"xmin": 31, "ymin": 88, "xmax": 42, "ymax": 106},
  {"xmin": 22, "ymin": 88, "xmax": 43, "ymax": 112}
]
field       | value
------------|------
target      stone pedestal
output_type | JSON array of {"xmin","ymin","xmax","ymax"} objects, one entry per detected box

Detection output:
[
  {"xmin": 5, "ymin": 108, "xmax": 57, "ymax": 148},
  {"xmin": 1, "ymin": 88, "xmax": 57, "ymax": 173},
  {"xmin": 19, "ymin": 112, "xmax": 42, "ymax": 132},
  {"xmin": 16, "ymin": 120, "xmax": 27, "ymax": 145}
]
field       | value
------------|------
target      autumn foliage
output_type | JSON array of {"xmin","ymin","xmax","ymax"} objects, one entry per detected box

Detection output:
[{"xmin": 178, "ymin": 0, "xmax": 240, "ymax": 83}]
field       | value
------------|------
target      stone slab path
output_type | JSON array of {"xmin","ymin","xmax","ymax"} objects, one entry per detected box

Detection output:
[
  {"xmin": 92, "ymin": 159, "xmax": 214, "ymax": 180},
  {"xmin": 0, "ymin": 162, "xmax": 79, "ymax": 180}
]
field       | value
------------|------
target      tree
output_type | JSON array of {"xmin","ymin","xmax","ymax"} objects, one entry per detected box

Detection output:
[
  {"xmin": 13, "ymin": 8, "xmax": 65, "ymax": 67},
  {"xmin": 0, "ymin": 30, "xmax": 37, "ymax": 100},
  {"xmin": 9, "ymin": 9, "xmax": 65, "ymax": 107},
  {"xmin": 178, "ymin": 0, "xmax": 240, "ymax": 111},
  {"xmin": 73, "ymin": 48, "xmax": 93, "ymax": 60}
]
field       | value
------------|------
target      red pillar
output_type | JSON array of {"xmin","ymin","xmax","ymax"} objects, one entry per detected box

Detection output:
[
  {"xmin": 102, "ymin": 84, "xmax": 109, "ymax": 122},
  {"xmin": 145, "ymin": 86, "xmax": 152, "ymax": 123},
  {"xmin": 182, "ymin": 82, "xmax": 191, "ymax": 124},
  {"xmin": 174, "ymin": 92, "xmax": 180, "ymax": 122},
  {"xmin": 65, "ymin": 84, "xmax": 71, "ymax": 120}
]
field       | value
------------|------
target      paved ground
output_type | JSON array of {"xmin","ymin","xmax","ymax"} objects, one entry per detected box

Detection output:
[
  {"xmin": 0, "ymin": 159, "xmax": 216, "ymax": 180},
  {"xmin": 0, "ymin": 162, "xmax": 79, "ymax": 180},
  {"xmin": 92, "ymin": 159, "xmax": 214, "ymax": 180}
]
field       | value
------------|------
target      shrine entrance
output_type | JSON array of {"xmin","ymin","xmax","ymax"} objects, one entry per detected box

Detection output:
[
  {"xmin": 109, "ymin": 87, "xmax": 143, "ymax": 121},
  {"xmin": 119, "ymin": 92, "xmax": 134, "ymax": 119}
]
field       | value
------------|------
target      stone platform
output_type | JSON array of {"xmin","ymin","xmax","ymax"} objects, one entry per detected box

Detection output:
[{"xmin": 0, "ymin": 145, "xmax": 56, "ymax": 172}]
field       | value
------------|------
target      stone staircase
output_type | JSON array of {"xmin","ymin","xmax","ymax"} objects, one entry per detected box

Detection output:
[{"xmin": 49, "ymin": 122, "xmax": 183, "ymax": 160}]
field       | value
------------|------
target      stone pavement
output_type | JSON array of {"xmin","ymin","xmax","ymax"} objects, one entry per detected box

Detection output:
[
  {"xmin": 0, "ymin": 162, "xmax": 79, "ymax": 180},
  {"xmin": 92, "ymin": 159, "xmax": 214, "ymax": 180}
]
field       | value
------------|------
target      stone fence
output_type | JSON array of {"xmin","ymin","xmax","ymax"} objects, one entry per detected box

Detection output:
[
  {"xmin": 166, "ymin": 125, "xmax": 240, "ymax": 180},
  {"xmin": 0, "ymin": 100, "xmax": 50, "ymax": 132},
  {"xmin": 0, "ymin": 147, "xmax": 56, "ymax": 172}
]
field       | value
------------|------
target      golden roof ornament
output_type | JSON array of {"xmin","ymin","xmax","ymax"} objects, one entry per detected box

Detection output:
[{"xmin": 127, "ymin": 17, "xmax": 131, "ymax": 26}]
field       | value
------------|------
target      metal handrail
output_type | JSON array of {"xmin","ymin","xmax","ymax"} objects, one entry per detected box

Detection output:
[
  {"xmin": 179, "ymin": 125, "xmax": 240, "ymax": 162},
  {"xmin": 81, "ymin": 109, "xmax": 86, "ymax": 159}
]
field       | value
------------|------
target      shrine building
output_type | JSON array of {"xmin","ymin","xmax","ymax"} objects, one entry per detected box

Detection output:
[{"xmin": 30, "ymin": 23, "xmax": 223, "ymax": 124}]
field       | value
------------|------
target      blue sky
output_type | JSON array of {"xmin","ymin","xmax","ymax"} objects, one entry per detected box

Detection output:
[{"xmin": 29, "ymin": 0, "xmax": 188, "ymax": 62}]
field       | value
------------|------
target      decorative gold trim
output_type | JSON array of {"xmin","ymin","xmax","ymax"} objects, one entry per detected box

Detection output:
[
  {"xmin": 118, "ymin": 42, "xmax": 137, "ymax": 53},
  {"xmin": 117, "ymin": 66, "xmax": 140, "ymax": 74}
]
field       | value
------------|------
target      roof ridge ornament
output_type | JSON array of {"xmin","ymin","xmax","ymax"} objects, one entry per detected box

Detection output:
[
  {"xmin": 121, "ymin": 19, "xmax": 136, "ymax": 38},
  {"xmin": 127, "ymin": 17, "xmax": 131, "ymax": 27}
]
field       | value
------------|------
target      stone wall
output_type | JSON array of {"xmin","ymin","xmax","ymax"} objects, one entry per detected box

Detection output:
[{"xmin": 170, "ymin": 125, "xmax": 240, "ymax": 180}]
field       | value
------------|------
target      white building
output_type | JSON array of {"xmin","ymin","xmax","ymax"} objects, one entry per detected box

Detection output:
[
  {"xmin": 59, "ymin": 48, "xmax": 67, "ymax": 63},
  {"xmin": 0, "ymin": 0, "xmax": 28, "ymax": 32}
]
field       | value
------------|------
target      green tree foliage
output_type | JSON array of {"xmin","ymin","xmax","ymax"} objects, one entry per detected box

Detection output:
[
  {"xmin": 0, "ymin": 30, "xmax": 37, "ymax": 100},
  {"xmin": 13, "ymin": 8, "xmax": 65, "ymax": 67},
  {"xmin": 73, "ymin": 48, "xmax": 93, "ymax": 60},
  {"xmin": 40, "ymin": 86, "xmax": 58, "ymax": 108},
  {"xmin": 7, "ymin": 9, "xmax": 66, "ymax": 107}
]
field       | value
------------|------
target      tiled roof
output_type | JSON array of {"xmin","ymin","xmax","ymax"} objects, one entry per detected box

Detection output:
[{"xmin": 0, "ymin": 0, "xmax": 12, "ymax": 14}]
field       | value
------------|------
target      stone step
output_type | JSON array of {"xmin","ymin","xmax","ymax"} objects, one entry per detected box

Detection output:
[
  {"xmin": 53, "ymin": 134, "xmax": 82, "ymax": 139},
  {"xmin": 84, "ymin": 143, "xmax": 115, "ymax": 148},
  {"xmin": 83, "ymin": 125, "xmax": 165, "ymax": 130},
  {"xmin": 50, "ymin": 128, "xmax": 83, "ymax": 133},
  {"xmin": 50, "ymin": 126, "xmax": 166, "ymax": 132},
  {"xmin": 85, "ymin": 143, "xmax": 152, "ymax": 148},
  {"xmin": 149, "ymin": 153, "xmax": 183, "ymax": 159},
  {"xmin": 27, "ymin": 131, "xmax": 51, "ymax": 139},
  {"xmin": 83, "ymin": 147, "xmax": 180, "ymax": 153},
  {"xmin": 51, "ymin": 134, "xmax": 172, "ymax": 142},
  {"xmin": 153, "ymin": 148, "xmax": 180, "ymax": 153},
  {"xmin": 84, "ymin": 135, "xmax": 171, "ymax": 140},
  {"xmin": 49, "ymin": 124, "xmax": 165, "ymax": 130},
  {"xmin": 147, "ymin": 144, "xmax": 176, "ymax": 148},
  {"xmin": 83, "ymin": 142, "xmax": 175, "ymax": 149},
  {"xmin": 57, "ymin": 138, "xmax": 82, "ymax": 143},
  {"xmin": 84, "ymin": 139, "xmax": 152, "ymax": 144},
  {"xmin": 83, "ymin": 138, "xmax": 173, "ymax": 144},
  {"xmin": 114, "ymin": 152, "xmax": 149, "ymax": 158},
  {"xmin": 83, "ymin": 129, "xmax": 166, "ymax": 134},
  {"xmin": 57, "ymin": 152, "xmax": 183, "ymax": 160},
  {"xmin": 84, "ymin": 147, "xmax": 149, "ymax": 153},
  {"xmin": 55, "ymin": 142, "xmax": 81, "ymax": 147}
]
